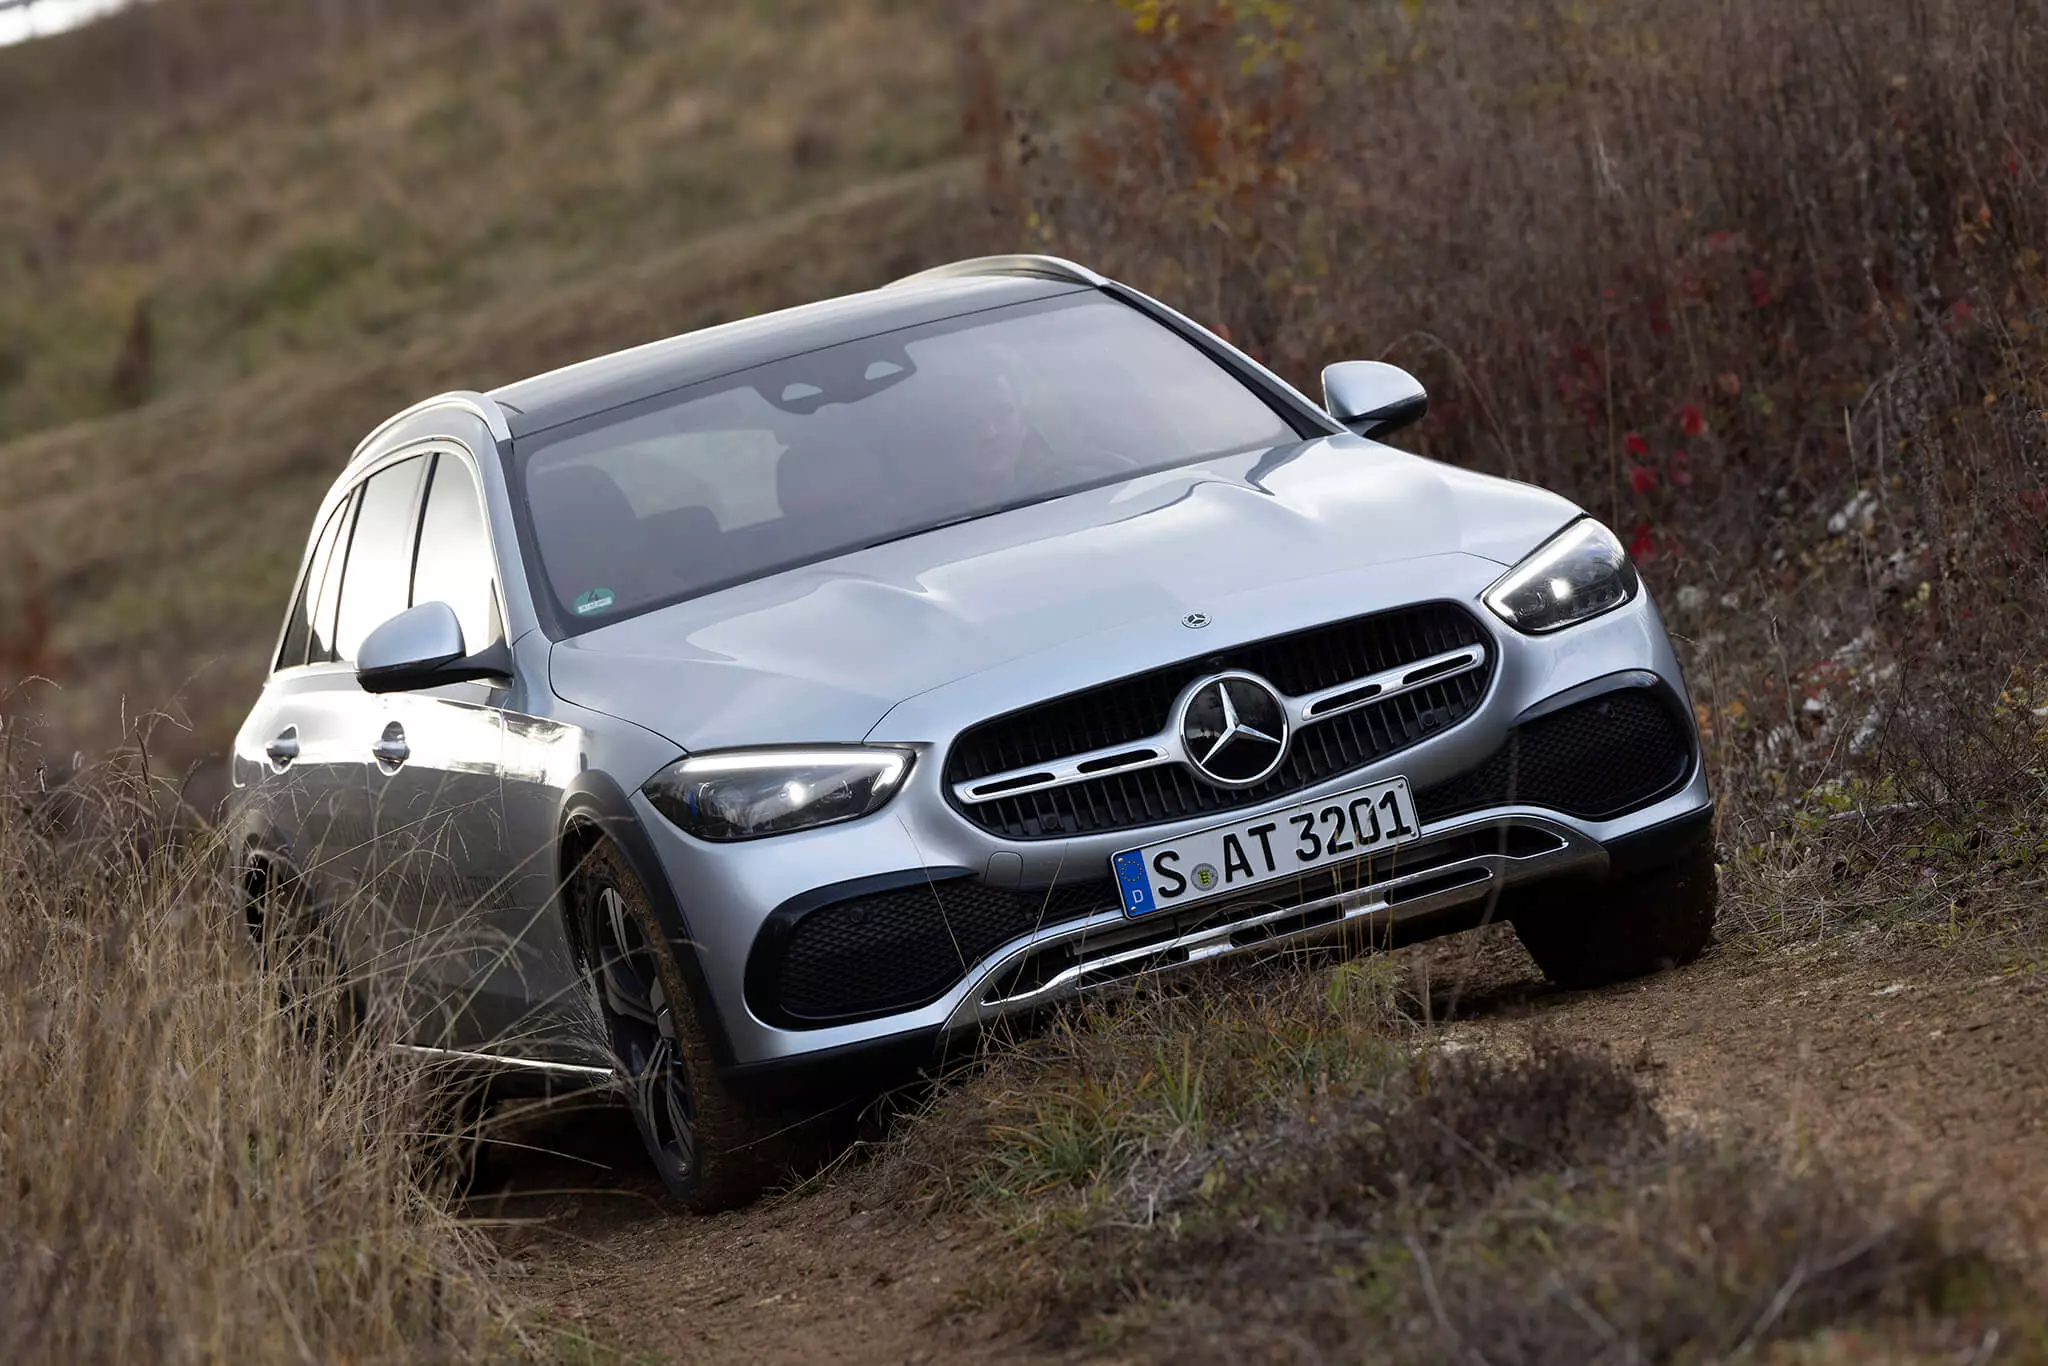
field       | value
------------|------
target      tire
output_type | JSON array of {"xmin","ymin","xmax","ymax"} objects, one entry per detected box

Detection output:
[
  {"xmin": 573, "ymin": 839, "xmax": 805, "ymax": 1212},
  {"xmin": 1511, "ymin": 840, "xmax": 1718, "ymax": 990},
  {"xmin": 246, "ymin": 859, "xmax": 361, "ymax": 1042}
]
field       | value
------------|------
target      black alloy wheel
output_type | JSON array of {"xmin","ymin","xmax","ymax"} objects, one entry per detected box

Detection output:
[
  {"xmin": 588, "ymin": 873, "xmax": 701, "ymax": 1192},
  {"xmin": 574, "ymin": 839, "xmax": 802, "ymax": 1211}
]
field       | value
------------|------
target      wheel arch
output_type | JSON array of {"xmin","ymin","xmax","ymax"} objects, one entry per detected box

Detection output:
[{"xmin": 553, "ymin": 771, "xmax": 740, "ymax": 1070}]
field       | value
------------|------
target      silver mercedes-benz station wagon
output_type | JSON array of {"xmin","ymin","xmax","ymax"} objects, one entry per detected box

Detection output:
[{"xmin": 227, "ymin": 255, "xmax": 1715, "ymax": 1208}]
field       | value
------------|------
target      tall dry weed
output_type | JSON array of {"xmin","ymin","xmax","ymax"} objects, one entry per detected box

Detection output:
[{"xmin": 0, "ymin": 743, "xmax": 515, "ymax": 1364}]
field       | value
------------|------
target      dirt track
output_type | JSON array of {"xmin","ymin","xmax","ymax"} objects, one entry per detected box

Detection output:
[{"xmin": 478, "ymin": 933, "xmax": 2048, "ymax": 1364}]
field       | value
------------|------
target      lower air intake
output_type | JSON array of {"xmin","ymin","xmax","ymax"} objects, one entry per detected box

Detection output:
[
  {"xmin": 1417, "ymin": 686, "xmax": 1695, "ymax": 823},
  {"xmin": 753, "ymin": 877, "xmax": 1114, "ymax": 1026}
]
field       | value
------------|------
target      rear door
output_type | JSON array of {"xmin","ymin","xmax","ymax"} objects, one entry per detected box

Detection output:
[{"xmin": 239, "ymin": 488, "xmax": 362, "ymax": 917}]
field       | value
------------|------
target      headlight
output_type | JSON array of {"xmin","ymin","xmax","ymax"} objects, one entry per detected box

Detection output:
[
  {"xmin": 642, "ymin": 746, "xmax": 914, "ymax": 841},
  {"xmin": 1483, "ymin": 518, "xmax": 1639, "ymax": 633}
]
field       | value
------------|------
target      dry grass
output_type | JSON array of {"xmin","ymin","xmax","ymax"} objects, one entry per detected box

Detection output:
[
  {"xmin": 848, "ymin": 955, "xmax": 2032, "ymax": 1362},
  {"xmin": 0, "ymin": 748, "xmax": 519, "ymax": 1364},
  {"xmin": 1039, "ymin": 1047, "xmax": 2024, "ymax": 1364}
]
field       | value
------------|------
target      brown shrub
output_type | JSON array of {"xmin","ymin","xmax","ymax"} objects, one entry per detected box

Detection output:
[
  {"xmin": 978, "ymin": 0, "xmax": 2048, "ymax": 966},
  {"xmin": 1004, "ymin": 0, "xmax": 2048, "ymax": 949}
]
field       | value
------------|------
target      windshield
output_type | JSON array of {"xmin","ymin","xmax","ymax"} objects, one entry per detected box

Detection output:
[{"xmin": 513, "ymin": 292, "xmax": 1302, "ymax": 630}]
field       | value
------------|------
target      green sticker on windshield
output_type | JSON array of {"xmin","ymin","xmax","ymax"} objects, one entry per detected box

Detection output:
[{"xmin": 573, "ymin": 587, "xmax": 616, "ymax": 616}]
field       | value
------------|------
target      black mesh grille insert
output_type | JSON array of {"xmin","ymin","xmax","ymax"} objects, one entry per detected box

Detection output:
[
  {"xmin": 758, "ymin": 877, "xmax": 1116, "ymax": 1024},
  {"xmin": 946, "ymin": 602, "xmax": 1493, "ymax": 840},
  {"xmin": 1417, "ymin": 688, "xmax": 1695, "ymax": 823}
]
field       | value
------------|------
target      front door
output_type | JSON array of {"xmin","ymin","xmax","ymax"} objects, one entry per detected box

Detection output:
[{"xmin": 357, "ymin": 450, "xmax": 529, "ymax": 1048}]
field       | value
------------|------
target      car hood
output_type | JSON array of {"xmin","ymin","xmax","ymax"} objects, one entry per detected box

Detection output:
[{"xmin": 548, "ymin": 435, "xmax": 1579, "ymax": 749}]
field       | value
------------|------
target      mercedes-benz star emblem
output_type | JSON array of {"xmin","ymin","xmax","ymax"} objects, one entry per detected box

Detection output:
[
  {"xmin": 1182, "ymin": 612, "xmax": 1211, "ymax": 629},
  {"xmin": 1177, "ymin": 672, "xmax": 1290, "ymax": 788}
]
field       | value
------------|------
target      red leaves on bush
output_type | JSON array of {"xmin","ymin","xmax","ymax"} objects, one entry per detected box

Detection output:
[
  {"xmin": 1624, "ymin": 431, "xmax": 1650, "ymax": 457},
  {"xmin": 1678, "ymin": 403, "xmax": 1705, "ymax": 436},
  {"xmin": 1630, "ymin": 465, "xmax": 1660, "ymax": 495},
  {"xmin": 1628, "ymin": 523, "xmax": 1657, "ymax": 560},
  {"xmin": 1550, "ymin": 343, "xmax": 1606, "ymax": 431},
  {"xmin": 1670, "ymin": 451, "xmax": 1695, "ymax": 487},
  {"xmin": 1747, "ymin": 268, "xmax": 1773, "ymax": 308}
]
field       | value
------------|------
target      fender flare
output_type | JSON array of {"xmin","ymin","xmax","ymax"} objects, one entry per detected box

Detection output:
[{"xmin": 554, "ymin": 771, "xmax": 740, "ymax": 1070}]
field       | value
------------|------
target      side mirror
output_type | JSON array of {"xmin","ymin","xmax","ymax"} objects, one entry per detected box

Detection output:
[
  {"xmin": 1322, "ymin": 361, "xmax": 1428, "ymax": 438},
  {"xmin": 356, "ymin": 601, "xmax": 510, "ymax": 694}
]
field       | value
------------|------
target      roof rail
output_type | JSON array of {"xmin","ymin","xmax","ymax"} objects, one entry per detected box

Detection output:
[
  {"xmin": 888, "ymin": 254, "xmax": 1109, "ymax": 290},
  {"xmin": 348, "ymin": 390, "xmax": 514, "ymax": 464}
]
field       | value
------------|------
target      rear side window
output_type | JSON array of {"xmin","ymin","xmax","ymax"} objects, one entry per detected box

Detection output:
[
  {"xmin": 276, "ymin": 496, "xmax": 351, "ymax": 671},
  {"xmin": 308, "ymin": 492, "xmax": 358, "ymax": 665},
  {"xmin": 333, "ymin": 455, "xmax": 429, "ymax": 662},
  {"xmin": 410, "ymin": 453, "xmax": 498, "ymax": 653}
]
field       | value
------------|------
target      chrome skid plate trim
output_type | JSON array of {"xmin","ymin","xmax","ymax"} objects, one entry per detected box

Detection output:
[
  {"xmin": 950, "ymin": 816, "xmax": 1600, "ymax": 1024},
  {"xmin": 950, "ymin": 643, "xmax": 1488, "ymax": 805}
]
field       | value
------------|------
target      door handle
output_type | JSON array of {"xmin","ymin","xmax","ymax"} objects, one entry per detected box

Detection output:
[
  {"xmin": 372, "ymin": 722, "xmax": 410, "ymax": 767},
  {"xmin": 265, "ymin": 727, "xmax": 300, "ymax": 767}
]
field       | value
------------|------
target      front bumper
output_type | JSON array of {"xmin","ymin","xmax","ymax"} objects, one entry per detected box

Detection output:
[{"xmin": 634, "ymin": 553, "xmax": 1712, "ymax": 1073}]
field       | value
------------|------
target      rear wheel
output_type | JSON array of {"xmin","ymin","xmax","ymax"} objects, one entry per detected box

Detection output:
[
  {"xmin": 1511, "ymin": 840, "xmax": 1718, "ymax": 990},
  {"xmin": 575, "ymin": 839, "xmax": 803, "ymax": 1211},
  {"xmin": 244, "ymin": 859, "xmax": 360, "ymax": 1040}
]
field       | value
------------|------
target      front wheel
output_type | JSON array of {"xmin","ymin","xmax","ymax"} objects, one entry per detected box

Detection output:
[
  {"xmin": 1511, "ymin": 840, "xmax": 1718, "ymax": 990},
  {"xmin": 575, "ymin": 840, "xmax": 804, "ymax": 1211}
]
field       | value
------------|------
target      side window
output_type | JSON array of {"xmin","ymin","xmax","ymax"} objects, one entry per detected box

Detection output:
[
  {"xmin": 276, "ymin": 496, "xmax": 350, "ymax": 671},
  {"xmin": 410, "ymin": 453, "xmax": 499, "ymax": 652},
  {"xmin": 308, "ymin": 491, "xmax": 358, "ymax": 665},
  {"xmin": 332, "ymin": 454, "xmax": 429, "ymax": 663}
]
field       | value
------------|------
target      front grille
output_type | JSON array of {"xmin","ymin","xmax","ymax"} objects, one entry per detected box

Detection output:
[
  {"xmin": 946, "ymin": 602, "xmax": 1493, "ymax": 840},
  {"xmin": 1417, "ymin": 687, "xmax": 1695, "ymax": 823},
  {"xmin": 754, "ymin": 877, "xmax": 1116, "ymax": 1025}
]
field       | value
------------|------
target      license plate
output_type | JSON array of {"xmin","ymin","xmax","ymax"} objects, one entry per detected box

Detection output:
[{"xmin": 1111, "ymin": 777, "xmax": 1420, "ymax": 919}]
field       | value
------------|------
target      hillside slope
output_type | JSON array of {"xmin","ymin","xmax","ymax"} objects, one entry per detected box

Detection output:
[{"xmin": 0, "ymin": 0, "xmax": 1106, "ymax": 776}]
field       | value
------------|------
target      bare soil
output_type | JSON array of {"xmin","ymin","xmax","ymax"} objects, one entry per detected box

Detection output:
[{"xmin": 478, "ymin": 935, "xmax": 2048, "ymax": 1363}]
